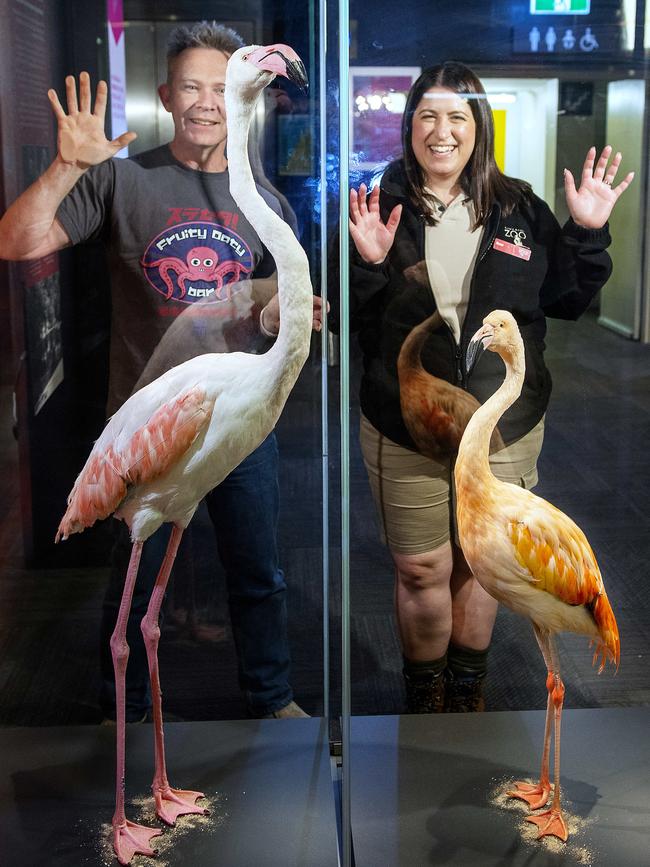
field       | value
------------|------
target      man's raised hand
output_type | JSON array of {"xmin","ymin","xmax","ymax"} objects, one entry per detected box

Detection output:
[{"xmin": 48, "ymin": 71, "xmax": 137, "ymax": 168}]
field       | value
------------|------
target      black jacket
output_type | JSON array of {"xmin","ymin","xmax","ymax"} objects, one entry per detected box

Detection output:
[{"xmin": 330, "ymin": 159, "xmax": 613, "ymax": 448}]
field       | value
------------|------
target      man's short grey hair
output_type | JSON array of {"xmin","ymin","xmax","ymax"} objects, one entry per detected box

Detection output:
[{"xmin": 166, "ymin": 21, "xmax": 244, "ymax": 78}]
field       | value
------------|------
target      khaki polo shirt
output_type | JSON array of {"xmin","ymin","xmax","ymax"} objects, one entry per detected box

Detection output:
[{"xmin": 424, "ymin": 192, "xmax": 484, "ymax": 343}]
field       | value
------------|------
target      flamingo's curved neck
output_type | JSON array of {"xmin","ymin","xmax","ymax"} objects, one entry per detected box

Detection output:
[
  {"xmin": 224, "ymin": 86, "xmax": 312, "ymax": 378},
  {"xmin": 398, "ymin": 313, "xmax": 442, "ymax": 375},
  {"xmin": 456, "ymin": 343, "xmax": 525, "ymax": 485}
]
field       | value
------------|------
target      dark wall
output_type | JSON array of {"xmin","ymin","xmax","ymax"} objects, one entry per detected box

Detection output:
[
  {"xmin": 350, "ymin": 0, "xmax": 641, "ymax": 70},
  {"xmin": 0, "ymin": 0, "xmax": 114, "ymax": 566}
]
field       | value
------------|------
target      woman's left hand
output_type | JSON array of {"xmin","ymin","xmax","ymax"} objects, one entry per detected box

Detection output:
[{"xmin": 564, "ymin": 145, "xmax": 634, "ymax": 229}]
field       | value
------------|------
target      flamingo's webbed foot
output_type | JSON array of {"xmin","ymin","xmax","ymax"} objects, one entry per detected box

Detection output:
[
  {"xmin": 507, "ymin": 780, "xmax": 551, "ymax": 810},
  {"xmin": 113, "ymin": 818, "xmax": 163, "ymax": 865},
  {"xmin": 154, "ymin": 785, "xmax": 208, "ymax": 825},
  {"xmin": 526, "ymin": 807, "xmax": 569, "ymax": 842}
]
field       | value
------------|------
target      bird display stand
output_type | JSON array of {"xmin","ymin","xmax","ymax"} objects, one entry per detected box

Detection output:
[
  {"xmin": 0, "ymin": 718, "xmax": 338, "ymax": 866},
  {"xmin": 349, "ymin": 709, "xmax": 650, "ymax": 866}
]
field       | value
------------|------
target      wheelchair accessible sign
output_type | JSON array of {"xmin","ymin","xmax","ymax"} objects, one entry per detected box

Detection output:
[{"xmin": 514, "ymin": 2, "xmax": 616, "ymax": 55}]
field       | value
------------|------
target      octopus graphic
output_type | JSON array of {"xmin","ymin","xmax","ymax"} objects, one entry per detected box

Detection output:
[{"xmin": 143, "ymin": 246, "xmax": 252, "ymax": 301}]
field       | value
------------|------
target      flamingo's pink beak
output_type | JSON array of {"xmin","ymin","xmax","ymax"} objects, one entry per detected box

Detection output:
[{"xmin": 245, "ymin": 44, "xmax": 308, "ymax": 91}]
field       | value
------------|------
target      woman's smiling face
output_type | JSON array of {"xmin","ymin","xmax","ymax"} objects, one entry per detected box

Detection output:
[{"xmin": 411, "ymin": 86, "xmax": 477, "ymax": 189}]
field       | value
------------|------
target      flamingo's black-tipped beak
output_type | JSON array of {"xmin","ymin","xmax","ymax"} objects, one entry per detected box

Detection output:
[
  {"xmin": 284, "ymin": 55, "xmax": 308, "ymax": 92},
  {"xmin": 466, "ymin": 323, "xmax": 494, "ymax": 374},
  {"xmin": 246, "ymin": 44, "xmax": 308, "ymax": 92}
]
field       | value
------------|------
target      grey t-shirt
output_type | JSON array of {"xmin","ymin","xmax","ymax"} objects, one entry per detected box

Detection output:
[{"xmin": 57, "ymin": 144, "xmax": 283, "ymax": 414}]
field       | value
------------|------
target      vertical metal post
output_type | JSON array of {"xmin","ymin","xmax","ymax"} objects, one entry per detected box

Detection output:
[
  {"xmin": 338, "ymin": 1, "xmax": 351, "ymax": 865},
  {"xmin": 636, "ymin": 0, "xmax": 650, "ymax": 341},
  {"xmin": 316, "ymin": 0, "xmax": 330, "ymax": 720}
]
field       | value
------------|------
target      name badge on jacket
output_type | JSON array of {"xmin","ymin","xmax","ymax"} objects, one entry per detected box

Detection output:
[{"xmin": 493, "ymin": 238, "xmax": 532, "ymax": 261}]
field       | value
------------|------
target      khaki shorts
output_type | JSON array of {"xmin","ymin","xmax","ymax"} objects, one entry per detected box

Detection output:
[{"xmin": 359, "ymin": 412, "xmax": 544, "ymax": 555}]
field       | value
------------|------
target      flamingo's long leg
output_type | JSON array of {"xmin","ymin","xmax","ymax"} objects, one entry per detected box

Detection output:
[
  {"xmin": 110, "ymin": 540, "xmax": 163, "ymax": 865},
  {"xmin": 525, "ymin": 632, "xmax": 568, "ymax": 841},
  {"xmin": 508, "ymin": 625, "xmax": 554, "ymax": 810},
  {"xmin": 140, "ymin": 525, "xmax": 208, "ymax": 825}
]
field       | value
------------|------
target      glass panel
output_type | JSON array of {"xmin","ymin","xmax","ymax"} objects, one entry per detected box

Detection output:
[
  {"xmin": 0, "ymin": 1, "xmax": 336, "ymax": 862},
  {"xmin": 343, "ymin": 0, "xmax": 650, "ymax": 862}
]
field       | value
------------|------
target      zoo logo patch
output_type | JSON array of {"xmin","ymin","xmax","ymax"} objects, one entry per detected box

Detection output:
[{"xmin": 141, "ymin": 221, "xmax": 254, "ymax": 303}]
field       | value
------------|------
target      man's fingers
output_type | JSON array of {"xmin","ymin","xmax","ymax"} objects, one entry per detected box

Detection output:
[
  {"xmin": 93, "ymin": 79, "xmax": 108, "ymax": 118},
  {"xmin": 78, "ymin": 71, "xmax": 91, "ymax": 112},
  {"xmin": 47, "ymin": 89, "xmax": 66, "ymax": 120},
  {"xmin": 65, "ymin": 75, "xmax": 79, "ymax": 114},
  {"xmin": 312, "ymin": 296, "xmax": 330, "ymax": 312},
  {"xmin": 112, "ymin": 131, "xmax": 138, "ymax": 151}
]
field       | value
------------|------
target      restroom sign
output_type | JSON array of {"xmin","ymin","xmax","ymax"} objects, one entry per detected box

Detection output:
[{"xmin": 530, "ymin": 0, "xmax": 590, "ymax": 13}]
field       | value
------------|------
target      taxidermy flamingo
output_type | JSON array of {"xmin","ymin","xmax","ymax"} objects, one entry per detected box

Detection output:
[
  {"xmin": 55, "ymin": 44, "xmax": 310, "ymax": 865},
  {"xmin": 454, "ymin": 310, "xmax": 619, "ymax": 843},
  {"xmin": 397, "ymin": 310, "xmax": 505, "ymax": 458}
]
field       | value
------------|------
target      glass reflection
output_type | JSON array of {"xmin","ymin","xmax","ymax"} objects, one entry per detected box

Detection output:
[{"xmin": 0, "ymin": 12, "xmax": 325, "ymax": 729}]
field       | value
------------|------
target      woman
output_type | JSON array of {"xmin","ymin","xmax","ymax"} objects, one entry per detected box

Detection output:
[{"xmin": 343, "ymin": 62, "xmax": 633, "ymax": 714}]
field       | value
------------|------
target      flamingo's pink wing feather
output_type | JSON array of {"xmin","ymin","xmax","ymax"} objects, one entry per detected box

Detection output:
[{"xmin": 56, "ymin": 386, "xmax": 214, "ymax": 540}]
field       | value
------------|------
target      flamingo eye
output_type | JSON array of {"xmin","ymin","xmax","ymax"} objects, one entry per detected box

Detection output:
[
  {"xmin": 190, "ymin": 257, "xmax": 201, "ymax": 267},
  {"xmin": 203, "ymin": 258, "xmax": 214, "ymax": 267}
]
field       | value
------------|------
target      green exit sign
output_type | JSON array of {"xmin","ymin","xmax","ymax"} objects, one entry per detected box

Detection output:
[{"xmin": 530, "ymin": 0, "xmax": 590, "ymax": 13}]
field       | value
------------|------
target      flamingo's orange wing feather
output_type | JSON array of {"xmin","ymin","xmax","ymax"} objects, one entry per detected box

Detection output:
[
  {"xmin": 56, "ymin": 386, "xmax": 214, "ymax": 540},
  {"xmin": 508, "ymin": 507, "xmax": 619, "ymax": 670}
]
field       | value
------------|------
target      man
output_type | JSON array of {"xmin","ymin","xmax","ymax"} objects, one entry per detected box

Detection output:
[{"xmin": 0, "ymin": 21, "xmax": 322, "ymax": 720}]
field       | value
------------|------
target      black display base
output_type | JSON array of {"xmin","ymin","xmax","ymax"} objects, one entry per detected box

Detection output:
[
  {"xmin": 350, "ymin": 708, "xmax": 650, "ymax": 866},
  {"xmin": 0, "ymin": 718, "xmax": 338, "ymax": 866}
]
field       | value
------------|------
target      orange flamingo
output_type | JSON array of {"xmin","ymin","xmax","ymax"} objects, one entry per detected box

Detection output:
[
  {"xmin": 55, "ymin": 44, "xmax": 310, "ymax": 865},
  {"xmin": 454, "ymin": 310, "xmax": 619, "ymax": 842},
  {"xmin": 398, "ymin": 309, "xmax": 504, "ymax": 457}
]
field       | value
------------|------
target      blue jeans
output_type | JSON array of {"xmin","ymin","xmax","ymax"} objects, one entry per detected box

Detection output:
[{"xmin": 99, "ymin": 433, "xmax": 293, "ymax": 720}]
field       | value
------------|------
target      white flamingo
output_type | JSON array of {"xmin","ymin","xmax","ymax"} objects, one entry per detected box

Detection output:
[{"xmin": 56, "ymin": 44, "xmax": 311, "ymax": 865}]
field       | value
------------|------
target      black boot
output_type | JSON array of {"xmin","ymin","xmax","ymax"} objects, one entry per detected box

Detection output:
[
  {"xmin": 444, "ymin": 668, "xmax": 485, "ymax": 712},
  {"xmin": 444, "ymin": 643, "xmax": 488, "ymax": 712},
  {"xmin": 403, "ymin": 657, "xmax": 446, "ymax": 714}
]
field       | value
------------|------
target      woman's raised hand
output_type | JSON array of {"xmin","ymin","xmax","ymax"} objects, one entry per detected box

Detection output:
[
  {"xmin": 48, "ymin": 72, "xmax": 137, "ymax": 168},
  {"xmin": 564, "ymin": 145, "xmax": 634, "ymax": 230},
  {"xmin": 349, "ymin": 183, "xmax": 402, "ymax": 264}
]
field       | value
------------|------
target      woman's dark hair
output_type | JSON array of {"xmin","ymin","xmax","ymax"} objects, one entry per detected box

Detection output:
[{"xmin": 401, "ymin": 61, "xmax": 532, "ymax": 227}]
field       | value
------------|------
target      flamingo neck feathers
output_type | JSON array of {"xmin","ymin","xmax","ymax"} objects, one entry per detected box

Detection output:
[
  {"xmin": 398, "ymin": 312, "xmax": 442, "ymax": 376},
  {"xmin": 456, "ymin": 339, "xmax": 525, "ymax": 486},
  {"xmin": 225, "ymin": 80, "xmax": 312, "ymax": 378}
]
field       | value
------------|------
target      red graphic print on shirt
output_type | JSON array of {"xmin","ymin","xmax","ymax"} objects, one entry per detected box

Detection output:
[{"xmin": 141, "ymin": 221, "xmax": 253, "ymax": 304}]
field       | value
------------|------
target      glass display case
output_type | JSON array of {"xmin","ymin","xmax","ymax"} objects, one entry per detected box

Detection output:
[{"xmin": 0, "ymin": 1, "xmax": 648, "ymax": 865}]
